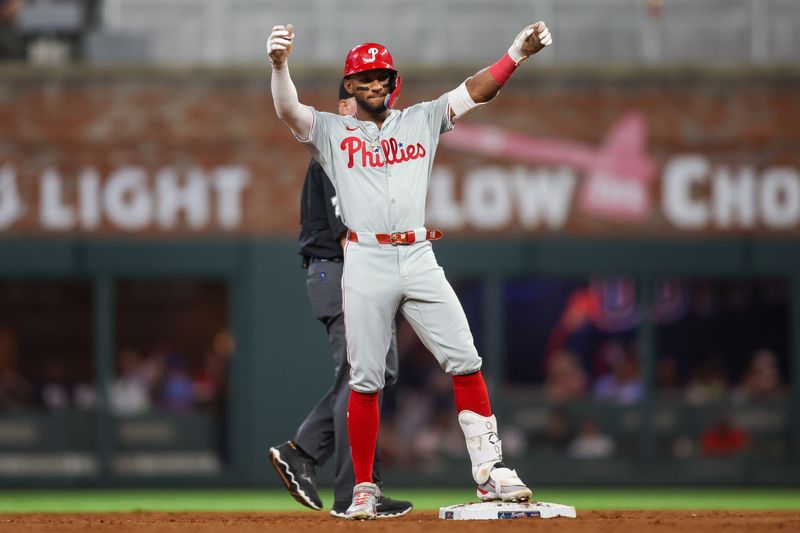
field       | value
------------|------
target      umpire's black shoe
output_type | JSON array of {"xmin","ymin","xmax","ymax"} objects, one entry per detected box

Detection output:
[
  {"xmin": 269, "ymin": 441, "xmax": 323, "ymax": 510},
  {"xmin": 330, "ymin": 495, "xmax": 413, "ymax": 518}
]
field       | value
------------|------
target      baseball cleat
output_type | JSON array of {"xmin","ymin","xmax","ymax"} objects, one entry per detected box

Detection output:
[
  {"xmin": 268, "ymin": 441, "xmax": 323, "ymax": 510},
  {"xmin": 476, "ymin": 463, "xmax": 533, "ymax": 502},
  {"xmin": 331, "ymin": 495, "xmax": 413, "ymax": 518},
  {"xmin": 344, "ymin": 482, "xmax": 380, "ymax": 520}
]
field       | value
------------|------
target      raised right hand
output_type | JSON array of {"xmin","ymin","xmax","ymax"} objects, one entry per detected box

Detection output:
[{"xmin": 268, "ymin": 24, "xmax": 295, "ymax": 69}]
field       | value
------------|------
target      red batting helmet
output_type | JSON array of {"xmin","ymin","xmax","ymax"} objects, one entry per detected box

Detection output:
[
  {"xmin": 343, "ymin": 42, "xmax": 402, "ymax": 108},
  {"xmin": 343, "ymin": 43, "xmax": 396, "ymax": 76}
]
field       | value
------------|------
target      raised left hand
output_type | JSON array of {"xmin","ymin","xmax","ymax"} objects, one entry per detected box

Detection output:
[{"xmin": 508, "ymin": 21, "xmax": 552, "ymax": 64}]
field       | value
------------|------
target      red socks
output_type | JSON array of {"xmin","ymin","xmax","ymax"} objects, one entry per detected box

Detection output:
[
  {"xmin": 347, "ymin": 389, "xmax": 380, "ymax": 484},
  {"xmin": 347, "ymin": 371, "xmax": 490, "ymax": 484},
  {"xmin": 452, "ymin": 370, "xmax": 492, "ymax": 417}
]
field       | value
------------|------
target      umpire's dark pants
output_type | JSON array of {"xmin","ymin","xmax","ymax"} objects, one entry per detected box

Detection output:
[{"xmin": 294, "ymin": 259, "xmax": 399, "ymax": 506}]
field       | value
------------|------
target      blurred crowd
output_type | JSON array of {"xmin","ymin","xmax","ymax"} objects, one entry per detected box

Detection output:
[
  {"xmin": 2, "ymin": 276, "xmax": 791, "ymax": 466},
  {"xmin": 542, "ymin": 343, "xmax": 785, "ymax": 409},
  {"xmin": 378, "ymin": 278, "xmax": 790, "ymax": 467},
  {"xmin": 108, "ymin": 335, "xmax": 231, "ymax": 416},
  {"xmin": 0, "ymin": 326, "xmax": 231, "ymax": 417},
  {"xmin": 536, "ymin": 278, "xmax": 788, "ymax": 407}
]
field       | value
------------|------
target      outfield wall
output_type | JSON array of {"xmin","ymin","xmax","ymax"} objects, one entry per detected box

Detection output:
[
  {"xmin": 0, "ymin": 238, "xmax": 798, "ymax": 487},
  {"xmin": 0, "ymin": 67, "xmax": 798, "ymax": 486}
]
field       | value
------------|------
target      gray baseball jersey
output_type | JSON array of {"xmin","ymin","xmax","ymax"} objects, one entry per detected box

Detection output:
[{"xmin": 301, "ymin": 94, "xmax": 482, "ymax": 392}]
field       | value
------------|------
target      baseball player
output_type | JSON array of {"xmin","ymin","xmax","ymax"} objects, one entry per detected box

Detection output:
[
  {"xmin": 268, "ymin": 81, "xmax": 412, "ymax": 518},
  {"xmin": 267, "ymin": 20, "xmax": 552, "ymax": 519}
]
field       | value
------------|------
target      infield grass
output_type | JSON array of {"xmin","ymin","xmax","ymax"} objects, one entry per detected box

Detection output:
[{"xmin": 0, "ymin": 488, "xmax": 799, "ymax": 513}]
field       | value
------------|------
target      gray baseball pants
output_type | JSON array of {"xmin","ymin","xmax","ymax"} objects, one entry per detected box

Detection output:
[
  {"xmin": 343, "ymin": 239, "xmax": 482, "ymax": 393},
  {"xmin": 293, "ymin": 259, "xmax": 399, "ymax": 505}
]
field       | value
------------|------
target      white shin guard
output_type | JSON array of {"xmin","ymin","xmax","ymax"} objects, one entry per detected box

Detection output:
[{"xmin": 457, "ymin": 410, "xmax": 503, "ymax": 484}]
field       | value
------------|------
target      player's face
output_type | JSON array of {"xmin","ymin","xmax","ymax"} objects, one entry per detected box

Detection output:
[{"xmin": 346, "ymin": 69, "xmax": 392, "ymax": 113}]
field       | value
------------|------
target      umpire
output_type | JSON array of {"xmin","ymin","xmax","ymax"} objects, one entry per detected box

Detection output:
[{"xmin": 268, "ymin": 81, "xmax": 412, "ymax": 518}]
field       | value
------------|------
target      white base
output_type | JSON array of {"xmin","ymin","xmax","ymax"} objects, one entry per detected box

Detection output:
[{"xmin": 439, "ymin": 501, "xmax": 577, "ymax": 520}]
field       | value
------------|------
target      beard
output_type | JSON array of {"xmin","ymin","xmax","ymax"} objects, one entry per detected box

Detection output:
[{"xmin": 354, "ymin": 91, "xmax": 387, "ymax": 114}]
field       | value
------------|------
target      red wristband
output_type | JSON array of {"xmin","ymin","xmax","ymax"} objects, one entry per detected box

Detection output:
[{"xmin": 488, "ymin": 53, "xmax": 517, "ymax": 85}]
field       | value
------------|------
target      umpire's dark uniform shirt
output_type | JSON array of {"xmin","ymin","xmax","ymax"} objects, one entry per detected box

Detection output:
[{"xmin": 298, "ymin": 159, "xmax": 348, "ymax": 264}]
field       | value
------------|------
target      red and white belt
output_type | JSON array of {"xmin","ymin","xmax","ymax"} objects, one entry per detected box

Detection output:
[{"xmin": 347, "ymin": 228, "xmax": 443, "ymax": 246}]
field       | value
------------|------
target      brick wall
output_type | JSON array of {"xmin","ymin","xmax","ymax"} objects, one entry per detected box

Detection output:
[{"xmin": 1, "ymin": 68, "xmax": 798, "ymax": 237}]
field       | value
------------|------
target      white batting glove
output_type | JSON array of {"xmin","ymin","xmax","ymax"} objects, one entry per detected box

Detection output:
[
  {"xmin": 508, "ymin": 21, "xmax": 552, "ymax": 65},
  {"xmin": 536, "ymin": 21, "xmax": 553, "ymax": 47},
  {"xmin": 267, "ymin": 24, "xmax": 294, "ymax": 70}
]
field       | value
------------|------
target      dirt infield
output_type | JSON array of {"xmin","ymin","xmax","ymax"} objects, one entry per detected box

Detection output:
[{"xmin": 3, "ymin": 511, "xmax": 799, "ymax": 532}]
